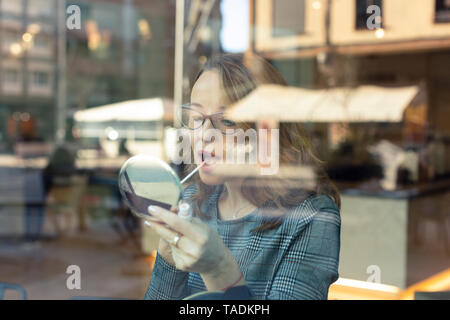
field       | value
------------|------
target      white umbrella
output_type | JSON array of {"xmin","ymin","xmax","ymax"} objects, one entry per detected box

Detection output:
[
  {"xmin": 226, "ymin": 84, "xmax": 420, "ymax": 123},
  {"xmin": 74, "ymin": 98, "xmax": 165, "ymax": 123}
]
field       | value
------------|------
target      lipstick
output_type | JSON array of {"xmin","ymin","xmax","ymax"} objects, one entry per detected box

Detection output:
[{"xmin": 180, "ymin": 161, "xmax": 206, "ymax": 184}]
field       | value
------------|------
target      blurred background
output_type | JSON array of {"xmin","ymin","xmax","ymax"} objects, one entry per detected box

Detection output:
[{"xmin": 0, "ymin": 0, "xmax": 449, "ymax": 299}]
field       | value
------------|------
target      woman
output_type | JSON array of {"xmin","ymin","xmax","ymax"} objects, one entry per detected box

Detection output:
[{"xmin": 144, "ymin": 53, "xmax": 341, "ymax": 300}]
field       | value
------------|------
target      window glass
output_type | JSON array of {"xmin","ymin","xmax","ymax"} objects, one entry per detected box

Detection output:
[{"xmin": 0, "ymin": 0, "xmax": 449, "ymax": 302}]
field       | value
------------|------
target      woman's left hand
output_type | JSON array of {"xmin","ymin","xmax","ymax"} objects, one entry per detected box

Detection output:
[{"xmin": 145, "ymin": 205, "xmax": 233, "ymax": 277}]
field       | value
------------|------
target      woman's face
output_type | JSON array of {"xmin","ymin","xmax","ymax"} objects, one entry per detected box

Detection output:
[{"xmin": 189, "ymin": 70, "xmax": 232, "ymax": 185}]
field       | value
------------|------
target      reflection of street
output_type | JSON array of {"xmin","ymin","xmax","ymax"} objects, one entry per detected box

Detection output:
[
  {"xmin": 0, "ymin": 152, "xmax": 150, "ymax": 299},
  {"xmin": 0, "ymin": 153, "xmax": 130, "ymax": 238},
  {"xmin": 0, "ymin": 225, "xmax": 153, "ymax": 299}
]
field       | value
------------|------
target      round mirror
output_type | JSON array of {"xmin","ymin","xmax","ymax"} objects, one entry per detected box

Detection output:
[{"xmin": 118, "ymin": 155, "xmax": 182, "ymax": 220}]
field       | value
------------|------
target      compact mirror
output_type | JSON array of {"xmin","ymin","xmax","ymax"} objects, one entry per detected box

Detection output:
[{"xmin": 118, "ymin": 155, "xmax": 182, "ymax": 220}]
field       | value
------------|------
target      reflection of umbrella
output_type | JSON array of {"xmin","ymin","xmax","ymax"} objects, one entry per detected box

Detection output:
[
  {"xmin": 73, "ymin": 98, "xmax": 174, "ymax": 140},
  {"xmin": 226, "ymin": 84, "xmax": 420, "ymax": 123},
  {"xmin": 74, "ymin": 98, "xmax": 170, "ymax": 122}
]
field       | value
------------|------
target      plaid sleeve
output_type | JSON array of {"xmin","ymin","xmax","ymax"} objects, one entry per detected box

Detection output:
[
  {"xmin": 144, "ymin": 184, "xmax": 199, "ymax": 300},
  {"xmin": 144, "ymin": 253, "xmax": 190, "ymax": 300},
  {"xmin": 267, "ymin": 196, "xmax": 341, "ymax": 300}
]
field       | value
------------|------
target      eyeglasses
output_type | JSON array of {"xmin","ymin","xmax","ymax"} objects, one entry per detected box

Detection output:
[{"xmin": 181, "ymin": 103, "xmax": 239, "ymax": 134}]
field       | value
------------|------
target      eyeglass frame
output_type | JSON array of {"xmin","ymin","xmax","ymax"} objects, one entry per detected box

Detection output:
[{"xmin": 180, "ymin": 103, "xmax": 239, "ymax": 135}]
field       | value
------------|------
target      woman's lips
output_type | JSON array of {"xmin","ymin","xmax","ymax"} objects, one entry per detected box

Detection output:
[
  {"xmin": 201, "ymin": 163, "xmax": 215, "ymax": 173},
  {"xmin": 198, "ymin": 150, "xmax": 218, "ymax": 172}
]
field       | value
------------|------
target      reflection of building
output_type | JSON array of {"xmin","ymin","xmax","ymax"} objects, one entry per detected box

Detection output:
[
  {"xmin": 181, "ymin": 0, "xmax": 223, "ymax": 102},
  {"xmin": 0, "ymin": 0, "xmax": 177, "ymax": 142},
  {"xmin": 251, "ymin": 0, "xmax": 450, "ymax": 168},
  {"xmin": 66, "ymin": 0, "xmax": 176, "ymax": 108},
  {"xmin": 64, "ymin": 0, "xmax": 177, "ymax": 152},
  {"xmin": 250, "ymin": 0, "xmax": 450, "ymax": 288},
  {"xmin": 0, "ymin": 0, "xmax": 58, "ymax": 141},
  {"xmin": 252, "ymin": 0, "xmax": 450, "ymax": 57}
]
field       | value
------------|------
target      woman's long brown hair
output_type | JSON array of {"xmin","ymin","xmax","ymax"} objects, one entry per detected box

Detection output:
[{"xmin": 185, "ymin": 53, "xmax": 340, "ymax": 232}]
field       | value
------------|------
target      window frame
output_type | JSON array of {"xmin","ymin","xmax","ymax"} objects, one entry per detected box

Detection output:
[
  {"xmin": 435, "ymin": 0, "xmax": 450, "ymax": 23},
  {"xmin": 3, "ymin": 69, "xmax": 20, "ymax": 84},
  {"xmin": 31, "ymin": 71, "xmax": 50, "ymax": 87}
]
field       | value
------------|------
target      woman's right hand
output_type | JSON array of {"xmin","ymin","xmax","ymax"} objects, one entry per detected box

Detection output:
[
  {"xmin": 157, "ymin": 236, "xmax": 177, "ymax": 266},
  {"xmin": 147, "ymin": 208, "xmax": 178, "ymax": 266}
]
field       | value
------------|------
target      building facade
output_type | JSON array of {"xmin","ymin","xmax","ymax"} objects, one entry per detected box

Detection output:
[
  {"xmin": 251, "ymin": 0, "xmax": 450, "ymax": 163},
  {"xmin": 0, "ymin": 0, "xmax": 57, "ymax": 142},
  {"xmin": 0, "ymin": 0, "xmax": 177, "ymax": 143}
]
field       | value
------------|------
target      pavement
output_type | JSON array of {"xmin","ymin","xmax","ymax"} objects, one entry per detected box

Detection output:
[{"xmin": 0, "ymin": 221, "xmax": 154, "ymax": 300}]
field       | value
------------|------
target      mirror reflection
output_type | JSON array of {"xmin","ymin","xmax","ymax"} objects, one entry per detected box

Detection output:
[{"xmin": 118, "ymin": 155, "xmax": 182, "ymax": 219}]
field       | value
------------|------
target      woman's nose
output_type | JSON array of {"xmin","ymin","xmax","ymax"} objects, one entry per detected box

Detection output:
[
  {"xmin": 202, "ymin": 118, "xmax": 214, "ymax": 131},
  {"xmin": 200, "ymin": 118, "xmax": 217, "ymax": 143}
]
